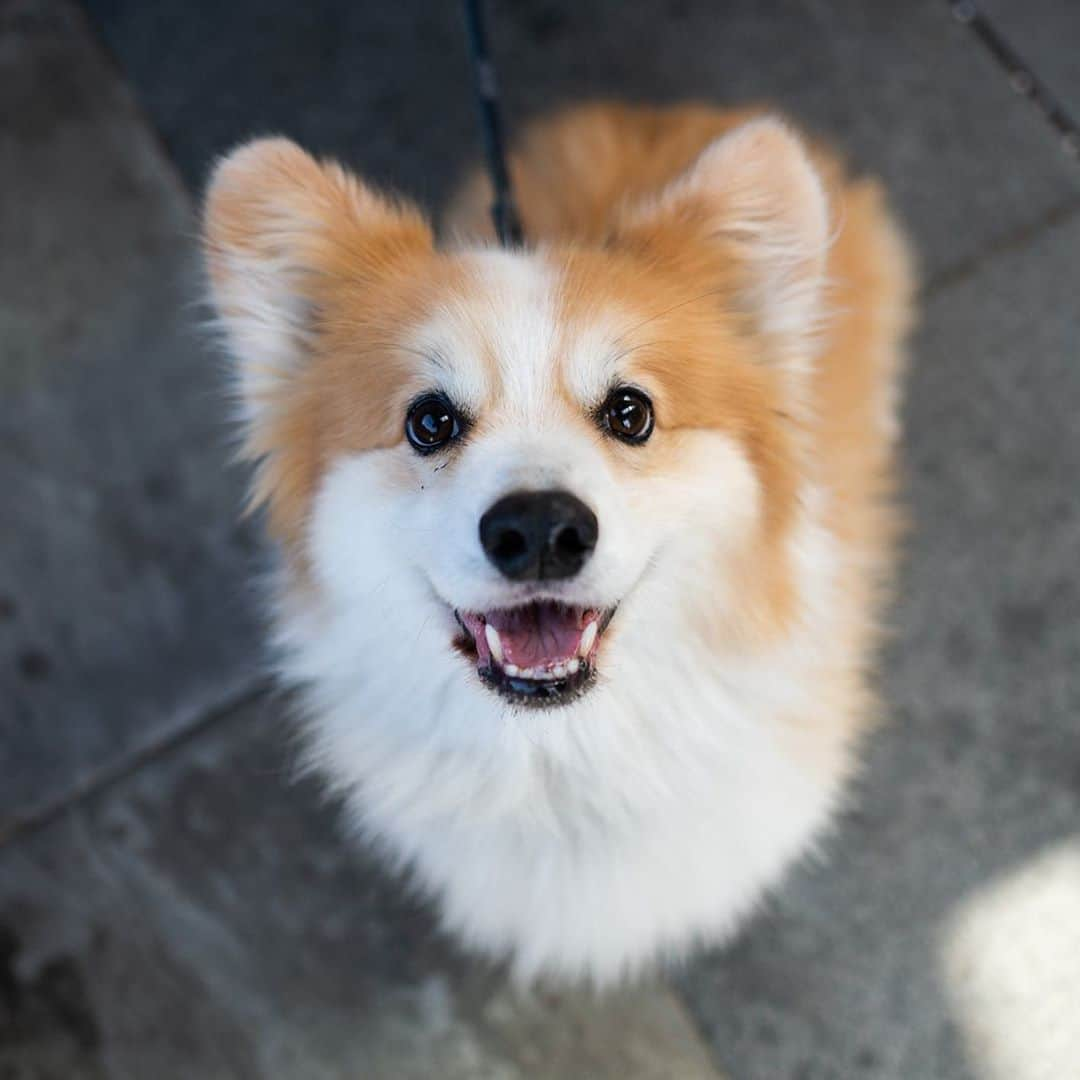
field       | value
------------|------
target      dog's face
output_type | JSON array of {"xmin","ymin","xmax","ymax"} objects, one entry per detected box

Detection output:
[{"xmin": 203, "ymin": 121, "xmax": 827, "ymax": 717}]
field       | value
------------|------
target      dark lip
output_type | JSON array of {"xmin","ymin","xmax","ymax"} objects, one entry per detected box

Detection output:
[
  {"xmin": 478, "ymin": 658, "xmax": 597, "ymax": 709},
  {"xmin": 452, "ymin": 603, "xmax": 618, "ymax": 709}
]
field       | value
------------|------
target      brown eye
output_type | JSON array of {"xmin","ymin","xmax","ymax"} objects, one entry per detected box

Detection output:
[
  {"xmin": 601, "ymin": 387, "xmax": 654, "ymax": 444},
  {"xmin": 405, "ymin": 395, "xmax": 461, "ymax": 452}
]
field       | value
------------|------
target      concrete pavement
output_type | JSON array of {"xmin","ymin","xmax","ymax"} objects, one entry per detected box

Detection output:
[{"xmin": 3, "ymin": 0, "xmax": 1078, "ymax": 1076}]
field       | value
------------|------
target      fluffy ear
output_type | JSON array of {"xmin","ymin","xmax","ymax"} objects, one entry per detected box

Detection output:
[
  {"xmin": 201, "ymin": 138, "xmax": 433, "ymax": 425},
  {"xmin": 619, "ymin": 118, "xmax": 830, "ymax": 365}
]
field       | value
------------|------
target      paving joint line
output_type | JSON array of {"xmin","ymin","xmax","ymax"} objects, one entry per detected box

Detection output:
[
  {"xmin": 0, "ymin": 677, "xmax": 275, "ymax": 851},
  {"xmin": 922, "ymin": 195, "xmax": 1080, "ymax": 296},
  {"xmin": 947, "ymin": 0, "xmax": 1080, "ymax": 163}
]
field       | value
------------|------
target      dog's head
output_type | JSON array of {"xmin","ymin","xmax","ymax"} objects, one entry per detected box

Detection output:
[{"xmin": 202, "ymin": 119, "xmax": 828, "ymax": 718}]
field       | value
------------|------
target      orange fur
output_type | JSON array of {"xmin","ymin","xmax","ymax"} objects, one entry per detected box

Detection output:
[{"xmin": 203, "ymin": 139, "xmax": 437, "ymax": 548}]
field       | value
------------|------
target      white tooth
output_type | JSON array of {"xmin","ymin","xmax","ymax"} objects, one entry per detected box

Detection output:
[
  {"xmin": 504, "ymin": 663, "xmax": 519, "ymax": 677},
  {"xmin": 578, "ymin": 620, "xmax": 598, "ymax": 657},
  {"xmin": 484, "ymin": 623, "xmax": 504, "ymax": 665},
  {"xmin": 567, "ymin": 658, "xmax": 581, "ymax": 674},
  {"xmin": 552, "ymin": 664, "xmax": 567, "ymax": 679}
]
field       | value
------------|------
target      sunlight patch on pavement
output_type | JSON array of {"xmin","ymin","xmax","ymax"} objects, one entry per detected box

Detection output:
[{"xmin": 941, "ymin": 840, "xmax": 1080, "ymax": 1080}]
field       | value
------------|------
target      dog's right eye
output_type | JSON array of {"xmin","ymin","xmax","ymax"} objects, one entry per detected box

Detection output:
[
  {"xmin": 405, "ymin": 395, "xmax": 461, "ymax": 452},
  {"xmin": 599, "ymin": 386, "xmax": 654, "ymax": 444}
]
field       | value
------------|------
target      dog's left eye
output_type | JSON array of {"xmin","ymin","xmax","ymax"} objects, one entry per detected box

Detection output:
[
  {"xmin": 405, "ymin": 395, "xmax": 461, "ymax": 452},
  {"xmin": 600, "ymin": 387, "xmax": 654, "ymax": 444}
]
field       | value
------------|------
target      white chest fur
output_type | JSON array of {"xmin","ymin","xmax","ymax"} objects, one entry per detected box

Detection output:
[{"xmin": 278, "ymin": 508, "xmax": 853, "ymax": 984}]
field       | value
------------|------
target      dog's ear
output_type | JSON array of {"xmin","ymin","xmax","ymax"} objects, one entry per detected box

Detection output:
[
  {"xmin": 202, "ymin": 138, "xmax": 433, "ymax": 426},
  {"xmin": 617, "ymin": 118, "xmax": 830, "ymax": 366}
]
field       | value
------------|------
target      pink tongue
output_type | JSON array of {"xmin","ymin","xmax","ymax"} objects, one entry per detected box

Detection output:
[{"xmin": 473, "ymin": 605, "xmax": 589, "ymax": 668}]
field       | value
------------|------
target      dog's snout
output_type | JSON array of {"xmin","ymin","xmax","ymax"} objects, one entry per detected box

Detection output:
[{"xmin": 479, "ymin": 491, "xmax": 598, "ymax": 581}]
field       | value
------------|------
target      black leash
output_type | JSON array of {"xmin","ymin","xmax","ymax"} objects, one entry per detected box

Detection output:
[{"xmin": 461, "ymin": 0, "xmax": 525, "ymax": 246}]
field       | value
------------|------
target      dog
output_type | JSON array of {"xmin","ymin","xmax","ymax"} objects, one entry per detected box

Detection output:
[{"xmin": 201, "ymin": 102, "xmax": 913, "ymax": 984}]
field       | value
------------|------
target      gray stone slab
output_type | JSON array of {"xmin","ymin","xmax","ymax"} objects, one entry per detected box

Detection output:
[
  {"xmin": 0, "ymin": 697, "xmax": 723, "ymax": 1079},
  {"xmin": 0, "ymin": 0, "xmax": 261, "ymax": 828},
  {"xmin": 83, "ymin": 0, "xmax": 1079, "ymax": 283},
  {"xmin": 676, "ymin": 206, "xmax": 1080, "ymax": 1076}
]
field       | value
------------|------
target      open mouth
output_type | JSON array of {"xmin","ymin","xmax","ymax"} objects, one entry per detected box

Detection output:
[{"xmin": 455, "ymin": 601, "xmax": 615, "ymax": 707}]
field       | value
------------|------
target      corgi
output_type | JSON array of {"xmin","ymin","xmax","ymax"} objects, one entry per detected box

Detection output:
[{"xmin": 202, "ymin": 102, "xmax": 913, "ymax": 984}]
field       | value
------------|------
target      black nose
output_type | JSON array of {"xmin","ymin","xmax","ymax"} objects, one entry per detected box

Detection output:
[{"xmin": 479, "ymin": 490, "xmax": 598, "ymax": 581}]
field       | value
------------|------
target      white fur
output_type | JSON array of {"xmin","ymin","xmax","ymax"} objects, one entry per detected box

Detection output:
[
  {"xmin": 267, "ymin": 249, "xmax": 855, "ymax": 984},
  {"xmin": 210, "ymin": 251, "xmax": 315, "ymax": 426}
]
